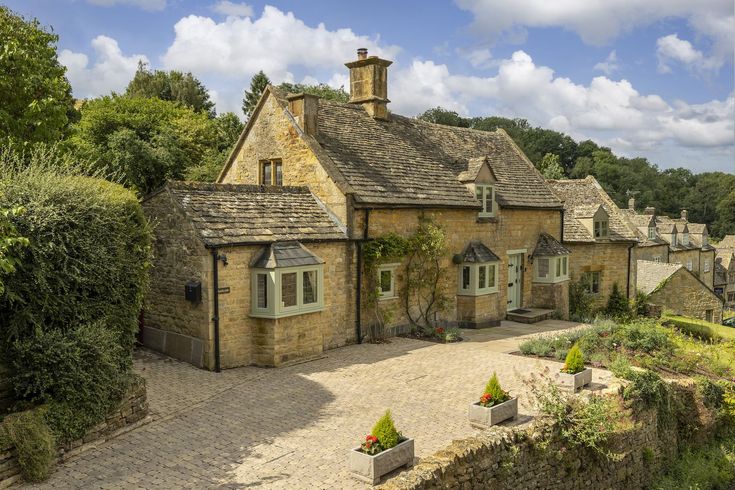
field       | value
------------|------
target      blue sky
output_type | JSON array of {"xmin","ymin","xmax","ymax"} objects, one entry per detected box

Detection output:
[{"xmin": 6, "ymin": 0, "xmax": 735, "ymax": 173}]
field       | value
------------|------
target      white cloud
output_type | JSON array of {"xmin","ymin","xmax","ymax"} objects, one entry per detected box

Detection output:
[
  {"xmin": 461, "ymin": 48, "xmax": 494, "ymax": 69},
  {"xmin": 656, "ymin": 34, "xmax": 722, "ymax": 74},
  {"xmin": 593, "ymin": 50, "xmax": 619, "ymax": 75},
  {"xmin": 210, "ymin": 1, "xmax": 253, "ymax": 17},
  {"xmin": 59, "ymin": 36, "xmax": 148, "ymax": 99},
  {"xmin": 86, "ymin": 0, "xmax": 166, "ymax": 11},
  {"xmin": 161, "ymin": 6, "xmax": 400, "ymax": 83}
]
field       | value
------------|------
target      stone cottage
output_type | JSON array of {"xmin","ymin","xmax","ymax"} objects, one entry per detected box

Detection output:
[
  {"xmin": 621, "ymin": 204, "xmax": 716, "ymax": 291},
  {"xmin": 715, "ymin": 235, "xmax": 735, "ymax": 306},
  {"xmin": 547, "ymin": 176, "xmax": 638, "ymax": 306},
  {"xmin": 143, "ymin": 49, "xmax": 572, "ymax": 370},
  {"xmin": 637, "ymin": 260, "xmax": 723, "ymax": 323}
]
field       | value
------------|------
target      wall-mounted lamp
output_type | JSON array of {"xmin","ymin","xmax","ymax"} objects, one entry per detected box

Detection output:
[
  {"xmin": 527, "ymin": 254, "xmax": 534, "ymax": 265},
  {"xmin": 218, "ymin": 253, "xmax": 228, "ymax": 266}
]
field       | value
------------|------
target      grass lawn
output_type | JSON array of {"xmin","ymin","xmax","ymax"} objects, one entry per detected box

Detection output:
[{"xmin": 663, "ymin": 314, "xmax": 735, "ymax": 342}]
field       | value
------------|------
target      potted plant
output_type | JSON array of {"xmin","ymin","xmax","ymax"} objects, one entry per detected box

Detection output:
[
  {"xmin": 557, "ymin": 344, "xmax": 592, "ymax": 391},
  {"xmin": 468, "ymin": 373, "xmax": 518, "ymax": 428},
  {"xmin": 349, "ymin": 410, "xmax": 414, "ymax": 485}
]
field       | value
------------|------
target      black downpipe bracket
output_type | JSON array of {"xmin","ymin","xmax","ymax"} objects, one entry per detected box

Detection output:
[
  {"xmin": 211, "ymin": 248, "xmax": 222, "ymax": 373},
  {"xmin": 355, "ymin": 209, "xmax": 371, "ymax": 345}
]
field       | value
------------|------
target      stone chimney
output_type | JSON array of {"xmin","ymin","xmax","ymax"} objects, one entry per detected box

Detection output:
[
  {"xmin": 628, "ymin": 197, "xmax": 635, "ymax": 210},
  {"xmin": 345, "ymin": 48, "xmax": 392, "ymax": 120},
  {"xmin": 287, "ymin": 93, "xmax": 318, "ymax": 136},
  {"xmin": 644, "ymin": 206, "xmax": 655, "ymax": 215},
  {"xmin": 681, "ymin": 209, "xmax": 688, "ymax": 221}
]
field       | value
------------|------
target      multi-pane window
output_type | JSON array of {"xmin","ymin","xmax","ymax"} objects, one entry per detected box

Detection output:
[
  {"xmin": 671, "ymin": 234, "xmax": 677, "ymax": 247},
  {"xmin": 648, "ymin": 227, "xmax": 656, "ymax": 240},
  {"xmin": 534, "ymin": 256, "xmax": 569, "ymax": 283},
  {"xmin": 378, "ymin": 264, "xmax": 399, "ymax": 299},
  {"xmin": 475, "ymin": 185, "xmax": 495, "ymax": 218},
  {"xmin": 594, "ymin": 220, "xmax": 609, "ymax": 238},
  {"xmin": 686, "ymin": 260, "xmax": 693, "ymax": 271},
  {"xmin": 458, "ymin": 262, "xmax": 498, "ymax": 295},
  {"xmin": 260, "ymin": 159, "xmax": 283, "ymax": 186},
  {"xmin": 583, "ymin": 271, "xmax": 601, "ymax": 294},
  {"xmin": 705, "ymin": 309, "xmax": 713, "ymax": 322},
  {"xmin": 682, "ymin": 233, "xmax": 689, "ymax": 246},
  {"xmin": 704, "ymin": 260, "xmax": 710, "ymax": 273},
  {"xmin": 250, "ymin": 265, "xmax": 324, "ymax": 318}
]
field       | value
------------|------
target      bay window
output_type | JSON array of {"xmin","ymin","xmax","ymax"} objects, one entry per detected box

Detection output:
[
  {"xmin": 458, "ymin": 261, "xmax": 499, "ymax": 295},
  {"xmin": 534, "ymin": 255, "xmax": 569, "ymax": 283}
]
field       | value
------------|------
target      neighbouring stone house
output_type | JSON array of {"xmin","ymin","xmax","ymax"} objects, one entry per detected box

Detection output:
[
  {"xmin": 141, "ymin": 49, "xmax": 573, "ymax": 370},
  {"xmin": 637, "ymin": 260, "xmax": 723, "ymax": 323},
  {"xmin": 547, "ymin": 176, "xmax": 638, "ymax": 307},
  {"xmin": 621, "ymin": 203, "xmax": 716, "ymax": 292},
  {"xmin": 715, "ymin": 235, "xmax": 735, "ymax": 306}
]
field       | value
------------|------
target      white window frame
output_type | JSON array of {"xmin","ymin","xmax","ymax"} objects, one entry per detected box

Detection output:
[
  {"xmin": 653, "ymin": 255, "xmax": 661, "ymax": 263},
  {"xmin": 583, "ymin": 271, "xmax": 602, "ymax": 295},
  {"xmin": 534, "ymin": 255, "xmax": 569, "ymax": 283},
  {"xmin": 250, "ymin": 265, "xmax": 324, "ymax": 318},
  {"xmin": 593, "ymin": 220, "xmax": 609, "ymax": 238},
  {"xmin": 686, "ymin": 260, "xmax": 693, "ymax": 271},
  {"xmin": 704, "ymin": 259, "xmax": 710, "ymax": 272},
  {"xmin": 671, "ymin": 234, "xmax": 677, "ymax": 247},
  {"xmin": 648, "ymin": 227, "xmax": 656, "ymax": 240},
  {"xmin": 682, "ymin": 233, "xmax": 689, "ymax": 246},
  {"xmin": 475, "ymin": 184, "xmax": 496, "ymax": 218},
  {"xmin": 458, "ymin": 261, "xmax": 499, "ymax": 296},
  {"xmin": 377, "ymin": 263, "xmax": 399, "ymax": 300}
]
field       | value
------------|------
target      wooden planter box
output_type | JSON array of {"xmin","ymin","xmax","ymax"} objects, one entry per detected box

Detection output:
[
  {"xmin": 468, "ymin": 397, "xmax": 518, "ymax": 428},
  {"xmin": 349, "ymin": 438, "xmax": 415, "ymax": 485},
  {"xmin": 558, "ymin": 367, "xmax": 593, "ymax": 391}
]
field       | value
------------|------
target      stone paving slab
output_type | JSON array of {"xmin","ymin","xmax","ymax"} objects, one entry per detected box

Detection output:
[{"xmin": 25, "ymin": 320, "xmax": 613, "ymax": 489}]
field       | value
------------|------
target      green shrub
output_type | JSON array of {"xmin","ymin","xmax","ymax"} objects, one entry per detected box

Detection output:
[
  {"xmin": 569, "ymin": 278, "xmax": 594, "ymax": 321},
  {"xmin": 696, "ymin": 378, "xmax": 725, "ymax": 410},
  {"xmin": 604, "ymin": 283, "xmax": 631, "ymax": 320},
  {"xmin": 2, "ymin": 408, "xmax": 56, "ymax": 482},
  {"xmin": 633, "ymin": 291, "xmax": 649, "ymax": 318},
  {"xmin": 664, "ymin": 315, "xmax": 735, "ymax": 342},
  {"xmin": 371, "ymin": 410, "xmax": 401, "ymax": 450},
  {"xmin": 562, "ymin": 345, "xmax": 585, "ymax": 374},
  {"xmin": 481, "ymin": 373, "xmax": 510, "ymax": 405},
  {"xmin": 613, "ymin": 320, "xmax": 673, "ymax": 353},
  {"xmin": 652, "ymin": 439, "xmax": 735, "ymax": 490}
]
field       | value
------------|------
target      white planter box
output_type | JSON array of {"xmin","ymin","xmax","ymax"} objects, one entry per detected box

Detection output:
[
  {"xmin": 468, "ymin": 397, "xmax": 518, "ymax": 428},
  {"xmin": 349, "ymin": 438, "xmax": 414, "ymax": 485},
  {"xmin": 557, "ymin": 367, "xmax": 593, "ymax": 391}
]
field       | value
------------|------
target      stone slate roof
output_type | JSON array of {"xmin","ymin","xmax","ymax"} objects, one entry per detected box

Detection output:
[
  {"xmin": 155, "ymin": 181, "xmax": 347, "ymax": 246},
  {"xmin": 547, "ymin": 177, "xmax": 637, "ymax": 243},
  {"xmin": 532, "ymin": 233, "xmax": 571, "ymax": 257},
  {"xmin": 461, "ymin": 241, "xmax": 500, "ymax": 263},
  {"xmin": 717, "ymin": 235, "xmax": 735, "ymax": 249},
  {"xmin": 271, "ymin": 88, "xmax": 562, "ymax": 210},
  {"xmin": 250, "ymin": 241, "xmax": 324, "ymax": 268},
  {"xmin": 636, "ymin": 260, "xmax": 683, "ymax": 294},
  {"xmin": 714, "ymin": 258, "xmax": 728, "ymax": 286}
]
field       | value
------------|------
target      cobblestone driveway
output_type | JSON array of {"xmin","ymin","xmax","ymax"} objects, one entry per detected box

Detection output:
[{"xmin": 27, "ymin": 320, "xmax": 612, "ymax": 489}]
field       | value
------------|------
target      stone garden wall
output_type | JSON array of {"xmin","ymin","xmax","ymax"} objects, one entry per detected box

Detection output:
[
  {"xmin": 0, "ymin": 378, "xmax": 148, "ymax": 488},
  {"xmin": 381, "ymin": 394, "xmax": 714, "ymax": 490}
]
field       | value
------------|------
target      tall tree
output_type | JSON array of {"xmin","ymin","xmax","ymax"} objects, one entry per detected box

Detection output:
[
  {"xmin": 539, "ymin": 153, "xmax": 565, "ymax": 179},
  {"xmin": 185, "ymin": 112, "xmax": 244, "ymax": 182},
  {"xmin": 417, "ymin": 107, "xmax": 471, "ymax": 127},
  {"xmin": 126, "ymin": 62, "xmax": 215, "ymax": 117},
  {"xmin": 0, "ymin": 6, "xmax": 75, "ymax": 143},
  {"xmin": 278, "ymin": 82, "xmax": 349, "ymax": 103},
  {"xmin": 242, "ymin": 71, "xmax": 271, "ymax": 118}
]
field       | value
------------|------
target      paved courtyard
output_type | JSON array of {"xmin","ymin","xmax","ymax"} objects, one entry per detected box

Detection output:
[{"xmin": 27, "ymin": 320, "xmax": 613, "ymax": 489}]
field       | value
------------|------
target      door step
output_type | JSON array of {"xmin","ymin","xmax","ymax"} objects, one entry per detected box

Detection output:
[{"xmin": 506, "ymin": 308, "xmax": 554, "ymax": 324}]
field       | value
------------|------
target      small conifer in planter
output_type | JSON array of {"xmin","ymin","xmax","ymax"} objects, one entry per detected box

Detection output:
[
  {"xmin": 558, "ymin": 344, "xmax": 592, "ymax": 390},
  {"xmin": 469, "ymin": 372, "xmax": 518, "ymax": 427},
  {"xmin": 350, "ymin": 410, "xmax": 414, "ymax": 484}
]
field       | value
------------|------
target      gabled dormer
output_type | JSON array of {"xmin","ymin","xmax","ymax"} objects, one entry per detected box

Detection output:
[
  {"xmin": 575, "ymin": 205, "xmax": 609, "ymax": 239},
  {"xmin": 459, "ymin": 156, "xmax": 498, "ymax": 218},
  {"xmin": 647, "ymin": 214, "xmax": 657, "ymax": 240},
  {"xmin": 680, "ymin": 223, "xmax": 690, "ymax": 246}
]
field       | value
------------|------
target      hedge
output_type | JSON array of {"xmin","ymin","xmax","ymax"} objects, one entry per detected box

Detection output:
[
  {"xmin": 0, "ymin": 147, "xmax": 152, "ymax": 451},
  {"xmin": 663, "ymin": 315, "xmax": 735, "ymax": 342}
]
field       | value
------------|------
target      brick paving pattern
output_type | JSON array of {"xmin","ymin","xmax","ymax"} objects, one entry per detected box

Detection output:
[{"xmin": 26, "ymin": 320, "xmax": 613, "ymax": 489}]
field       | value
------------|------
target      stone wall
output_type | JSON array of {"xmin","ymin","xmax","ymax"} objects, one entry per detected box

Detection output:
[
  {"xmin": 0, "ymin": 378, "xmax": 148, "ymax": 488},
  {"xmin": 648, "ymin": 268, "xmax": 723, "ymax": 323},
  {"xmin": 357, "ymin": 207, "xmax": 568, "ymax": 330},
  {"xmin": 381, "ymin": 389, "xmax": 714, "ymax": 490},
  {"xmin": 698, "ymin": 249, "xmax": 715, "ymax": 290},
  {"xmin": 531, "ymin": 281, "xmax": 569, "ymax": 319},
  {"xmin": 565, "ymin": 241, "xmax": 632, "ymax": 307},
  {"xmin": 670, "ymin": 248, "xmax": 704, "ymax": 284},
  {"xmin": 142, "ymin": 189, "xmax": 211, "ymax": 368}
]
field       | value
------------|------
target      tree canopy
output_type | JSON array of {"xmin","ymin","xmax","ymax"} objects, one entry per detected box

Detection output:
[
  {"xmin": 126, "ymin": 62, "xmax": 216, "ymax": 117},
  {"xmin": 0, "ymin": 6, "xmax": 75, "ymax": 144},
  {"xmin": 242, "ymin": 70, "xmax": 270, "ymax": 118},
  {"xmin": 278, "ymin": 82, "xmax": 349, "ymax": 103}
]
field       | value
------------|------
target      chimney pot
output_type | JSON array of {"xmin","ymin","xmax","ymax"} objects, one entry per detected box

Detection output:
[
  {"xmin": 628, "ymin": 197, "xmax": 635, "ymax": 210},
  {"xmin": 357, "ymin": 48, "xmax": 368, "ymax": 60},
  {"xmin": 681, "ymin": 209, "xmax": 688, "ymax": 221},
  {"xmin": 345, "ymin": 49, "xmax": 393, "ymax": 120},
  {"xmin": 644, "ymin": 206, "xmax": 655, "ymax": 215}
]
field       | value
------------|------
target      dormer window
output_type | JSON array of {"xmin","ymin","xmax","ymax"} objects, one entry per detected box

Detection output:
[
  {"xmin": 475, "ymin": 185, "xmax": 495, "ymax": 218},
  {"xmin": 594, "ymin": 219, "xmax": 608, "ymax": 238},
  {"xmin": 682, "ymin": 233, "xmax": 689, "ymax": 246},
  {"xmin": 648, "ymin": 226, "xmax": 656, "ymax": 240},
  {"xmin": 703, "ymin": 234, "xmax": 708, "ymax": 247},
  {"xmin": 671, "ymin": 234, "xmax": 677, "ymax": 247}
]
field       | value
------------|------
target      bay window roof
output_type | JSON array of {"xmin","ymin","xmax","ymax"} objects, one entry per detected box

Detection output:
[
  {"xmin": 532, "ymin": 233, "xmax": 570, "ymax": 257},
  {"xmin": 461, "ymin": 241, "xmax": 500, "ymax": 263},
  {"xmin": 250, "ymin": 241, "xmax": 324, "ymax": 269}
]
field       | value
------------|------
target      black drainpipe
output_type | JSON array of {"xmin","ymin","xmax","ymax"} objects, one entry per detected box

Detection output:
[
  {"xmin": 560, "ymin": 208, "xmax": 565, "ymax": 242},
  {"xmin": 355, "ymin": 208, "xmax": 371, "ymax": 345},
  {"xmin": 626, "ymin": 243, "xmax": 635, "ymax": 299},
  {"xmin": 211, "ymin": 248, "xmax": 222, "ymax": 373}
]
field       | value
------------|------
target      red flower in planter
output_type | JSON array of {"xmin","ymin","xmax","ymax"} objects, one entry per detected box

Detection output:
[
  {"xmin": 366, "ymin": 435, "xmax": 378, "ymax": 444},
  {"xmin": 480, "ymin": 393, "xmax": 494, "ymax": 407},
  {"xmin": 435, "ymin": 327, "xmax": 445, "ymax": 335}
]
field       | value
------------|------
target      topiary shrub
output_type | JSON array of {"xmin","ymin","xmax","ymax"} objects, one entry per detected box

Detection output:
[
  {"xmin": 604, "ymin": 282, "xmax": 631, "ymax": 320},
  {"xmin": 371, "ymin": 410, "xmax": 401, "ymax": 450},
  {"xmin": 569, "ymin": 277, "xmax": 594, "ymax": 321},
  {"xmin": 561, "ymin": 344, "xmax": 585, "ymax": 374},
  {"xmin": 480, "ymin": 372, "xmax": 511, "ymax": 407},
  {"xmin": 2, "ymin": 408, "xmax": 56, "ymax": 482}
]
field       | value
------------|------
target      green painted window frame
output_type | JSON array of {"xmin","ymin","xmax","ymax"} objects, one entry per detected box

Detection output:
[
  {"xmin": 457, "ymin": 261, "xmax": 499, "ymax": 296},
  {"xmin": 594, "ymin": 219, "xmax": 609, "ymax": 238},
  {"xmin": 534, "ymin": 255, "xmax": 569, "ymax": 283},
  {"xmin": 377, "ymin": 263, "xmax": 400, "ymax": 300},
  {"xmin": 583, "ymin": 271, "xmax": 601, "ymax": 295},
  {"xmin": 475, "ymin": 184, "xmax": 496, "ymax": 218},
  {"xmin": 250, "ymin": 265, "xmax": 324, "ymax": 318}
]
